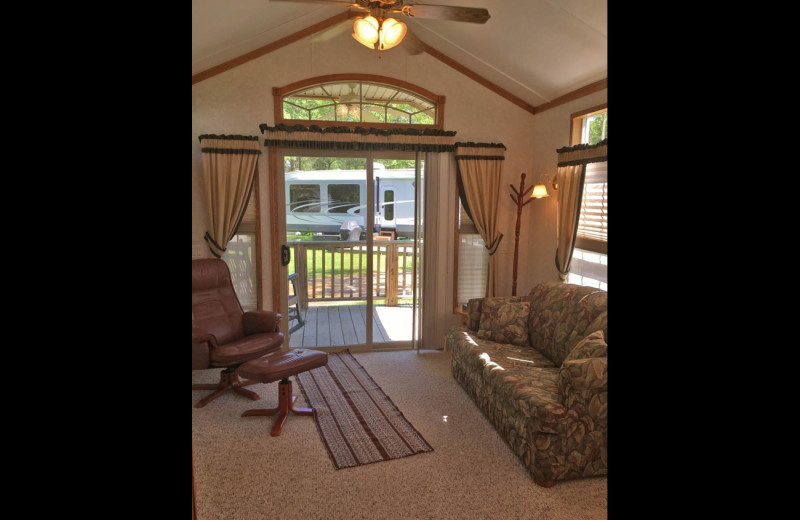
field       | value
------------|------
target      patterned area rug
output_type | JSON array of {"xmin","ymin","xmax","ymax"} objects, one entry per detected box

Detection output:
[{"xmin": 296, "ymin": 350, "xmax": 433, "ymax": 469}]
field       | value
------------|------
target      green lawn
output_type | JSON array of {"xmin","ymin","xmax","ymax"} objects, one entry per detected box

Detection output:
[
  {"xmin": 287, "ymin": 232, "xmax": 316, "ymax": 242},
  {"xmin": 288, "ymin": 242, "xmax": 415, "ymax": 283},
  {"xmin": 309, "ymin": 248, "xmax": 372, "ymax": 277}
]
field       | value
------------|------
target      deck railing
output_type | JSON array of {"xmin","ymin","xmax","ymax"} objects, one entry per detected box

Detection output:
[{"xmin": 289, "ymin": 240, "xmax": 415, "ymax": 308}]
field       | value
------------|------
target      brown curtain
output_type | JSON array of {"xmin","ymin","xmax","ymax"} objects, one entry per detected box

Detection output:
[
  {"xmin": 555, "ymin": 164, "xmax": 585, "ymax": 280},
  {"xmin": 554, "ymin": 140, "xmax": 607, "ymax": 280},
  {"xmin": 455, "ymin": 143, "xmax": 505, "ymax": 297},
  {"xmin": 199, "ymin": 134, "xmax": 261, "ymax": 258}
]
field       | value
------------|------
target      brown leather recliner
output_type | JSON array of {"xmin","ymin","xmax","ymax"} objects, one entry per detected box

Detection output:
[{"xmin": 192, "ymin": 258, "xmax": 284, "ymax": 408}]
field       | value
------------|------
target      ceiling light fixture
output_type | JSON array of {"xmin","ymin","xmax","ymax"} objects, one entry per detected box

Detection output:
[
  {"xmin": 336, "ymin": 102, "xmax": 360, "ymax": 120},
  {"xmin": 352, "ymin": 14, "xmax": 407, "ymax": 58}
]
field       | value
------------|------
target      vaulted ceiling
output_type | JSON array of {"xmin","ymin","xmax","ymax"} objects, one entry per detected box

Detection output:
[{"xmin": 192, "ymin": 0, "xmax": 607, "ymax": 110}]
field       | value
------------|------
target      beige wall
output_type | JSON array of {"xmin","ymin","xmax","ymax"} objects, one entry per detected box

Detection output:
[{"xmin": 192, "ymin": 29, "xmax": 606, "ymax": 342}]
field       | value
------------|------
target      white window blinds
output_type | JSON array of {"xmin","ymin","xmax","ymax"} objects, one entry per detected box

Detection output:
[
  {"xmin": 223, "ymin": 236, "xmax": 257, "ymax": 311},
  {"xmin": 576, "ymin": 161, "xmax": 607, "ymax": 254},
  {"xmin": 222, "ymin": 187, "xmax": 257, "ymax": 310},
  {"xmin": 456, "ymin": 197, "xmax": 487, "ymax": 305},
  {"xmin": 457, "ymin": 235, "xmax": 488, "ymax": 305}
]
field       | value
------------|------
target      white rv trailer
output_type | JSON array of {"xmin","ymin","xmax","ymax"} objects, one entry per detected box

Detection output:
[{"xmin": 285, "ymin": 163, "xmax": 416, "ymax": 237}]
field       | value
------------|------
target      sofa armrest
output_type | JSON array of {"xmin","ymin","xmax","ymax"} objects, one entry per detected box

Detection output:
[
  {"xmin": 558, "ymin": 357, "xmax": 607, "ymax": 422},
  {"xmin": 559, "ymin": 357, "xmax": 606, "ymax": 392},
  {"xmin": 465, "ymin": 298, "xmax": 483, "ymax": 331},
  {"xmin": 243, "ymin": 310, "xmax": 282, "ymax": 335}
]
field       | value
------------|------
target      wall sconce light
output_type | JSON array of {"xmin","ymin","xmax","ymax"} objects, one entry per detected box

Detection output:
[
  {"xmin": 531, "ymin": 184, "xmax": 549, "ymax": 198},
  {"xmin": 509, "ymin": 172, "xmax": 548, "ymax": 296}
]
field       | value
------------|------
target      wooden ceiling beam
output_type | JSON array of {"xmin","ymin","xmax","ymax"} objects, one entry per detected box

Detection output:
[
  {"xmin": 533, "ymin": 79, "xmax": 608, "ymax": 114},
  {"xmin": 416, "ymin": 42, "xmax": 537, "ymax": 115}
]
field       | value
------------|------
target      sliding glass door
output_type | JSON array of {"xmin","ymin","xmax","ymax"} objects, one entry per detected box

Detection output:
[
  {"xmin": 372, "ymin": 154, "xmax": 420, "ymax": 349},
  {"xmin": 274, "ymin": 150, "xmax": 422, "ymax": 351}
]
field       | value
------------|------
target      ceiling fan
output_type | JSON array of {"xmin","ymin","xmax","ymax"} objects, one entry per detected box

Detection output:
[{"xmin": 272, "ymin": 0, "xmax": 490, "ymax": 57}]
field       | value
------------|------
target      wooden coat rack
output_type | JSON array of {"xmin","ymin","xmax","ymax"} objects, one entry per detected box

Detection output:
[{"xmin": 509, "ymin": 172, "xmax": 535, "ymax": 297}]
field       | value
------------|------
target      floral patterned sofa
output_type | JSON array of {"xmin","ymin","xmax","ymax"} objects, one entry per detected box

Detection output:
[{"xmin": 446, "ymin": 282, "xmax": 607, "ymax": 487}]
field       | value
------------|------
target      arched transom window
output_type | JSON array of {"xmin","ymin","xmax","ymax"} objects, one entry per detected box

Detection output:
[{"xmin": 273, "ymin": 75, "xmax": 445, "ymax": 129}]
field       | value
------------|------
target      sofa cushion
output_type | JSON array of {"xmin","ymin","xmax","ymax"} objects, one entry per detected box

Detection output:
[
  {"xmin": 467, "ymin": 295, "xmax": 528, "ymax": 331},
  {"xmin": 469, "ymin": 340, "xmax": 564, "ymax": 434},
  {"xmin": 476, "ymin": 299, "xmax": 530, "ymax": 346},
  {"xmin": 528, "ymin": 283, "xmax": 608, "ymax": 366},
  {"xmin": 563, "ymin": 330, "xmax": 606, "ymax": 363},
  {"xmin": 448, "ymin": 329, "xmax": 557, "ymax": 372}
]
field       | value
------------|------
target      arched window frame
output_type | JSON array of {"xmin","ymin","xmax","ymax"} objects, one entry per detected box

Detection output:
[{"xmin": 273, "ymin": 74, "xmax": 446, "ymax": 130}]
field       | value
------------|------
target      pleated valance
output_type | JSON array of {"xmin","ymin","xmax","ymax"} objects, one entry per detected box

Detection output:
[
  {"xmin": 259, "ymin": 123, "xmax": 456, "ymax": 152},
  {"xmin": 454, "ymin": 142, "xmax": 507, "ymax": 160},
  {"xmin": 199, "ymin": 134, "xmax": 262, "ymax": 155},
  {"xmin": 556, "ymin": 138, "xmax": 607, "ymax": 167}
]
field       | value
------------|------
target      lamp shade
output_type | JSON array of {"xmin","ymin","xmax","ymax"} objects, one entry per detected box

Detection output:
[
  {"xmin": 379, "ymin": 18, "xmax": 407, "ymax": 50},
  {"xmin": 531, "ymin": 184, "xmax": 549, "ymax": 198},
  {"xmin": 352, "ymin": 16, "xmax": 380, "ymax": 49}
]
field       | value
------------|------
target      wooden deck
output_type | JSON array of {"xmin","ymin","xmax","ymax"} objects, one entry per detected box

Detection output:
[{"xmin": 288, "ymin": 304, "xmax": 414, "ymax": 348}]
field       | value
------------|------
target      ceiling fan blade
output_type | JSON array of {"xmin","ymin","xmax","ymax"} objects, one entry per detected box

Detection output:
[
  {"xmin": 402, "ymin": 28, "xmax": 426, "ymax": 56},
  {"xmin": 312, "ymin": 19, "xmax": 352, "ymax": 43},
  {"xmin": 269, "ymin": 0, "xmax": 369, "ymax": 8},
  {"xmin": 400, "ymin": 4, "xmax": 490, "ymax": 24}
]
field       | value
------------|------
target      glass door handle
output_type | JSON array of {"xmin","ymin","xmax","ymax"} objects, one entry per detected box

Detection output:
[{"xmin": 281, "ymin": 245, "xmax": 291, "ymax": 266}]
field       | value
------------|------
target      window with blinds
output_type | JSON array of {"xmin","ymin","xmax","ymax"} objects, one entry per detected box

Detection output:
[
  {"xmin": 567, "ymin": 248, "xmax": 607, "ymax": 290},
  {"xmin": 456, "ymin": 197, "xmax": 487, "ymax": 307},
  {"xmin": 575, "ymin": 160, "xmax": 607, "ymax": 255},
  {"xmin": 222, "ymin": 187, "xmax": 257, "ymax": 310}
]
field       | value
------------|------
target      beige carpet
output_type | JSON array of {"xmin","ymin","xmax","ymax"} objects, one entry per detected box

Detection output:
[{"xmin": 192, "ymin": 349, "xmax": 608, "ymax": 520}]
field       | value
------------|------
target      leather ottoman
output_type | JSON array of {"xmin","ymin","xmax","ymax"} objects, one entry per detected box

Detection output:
[{"xmin": 238, "ymin": 349, "xmax": 328, "ymax": 436}]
